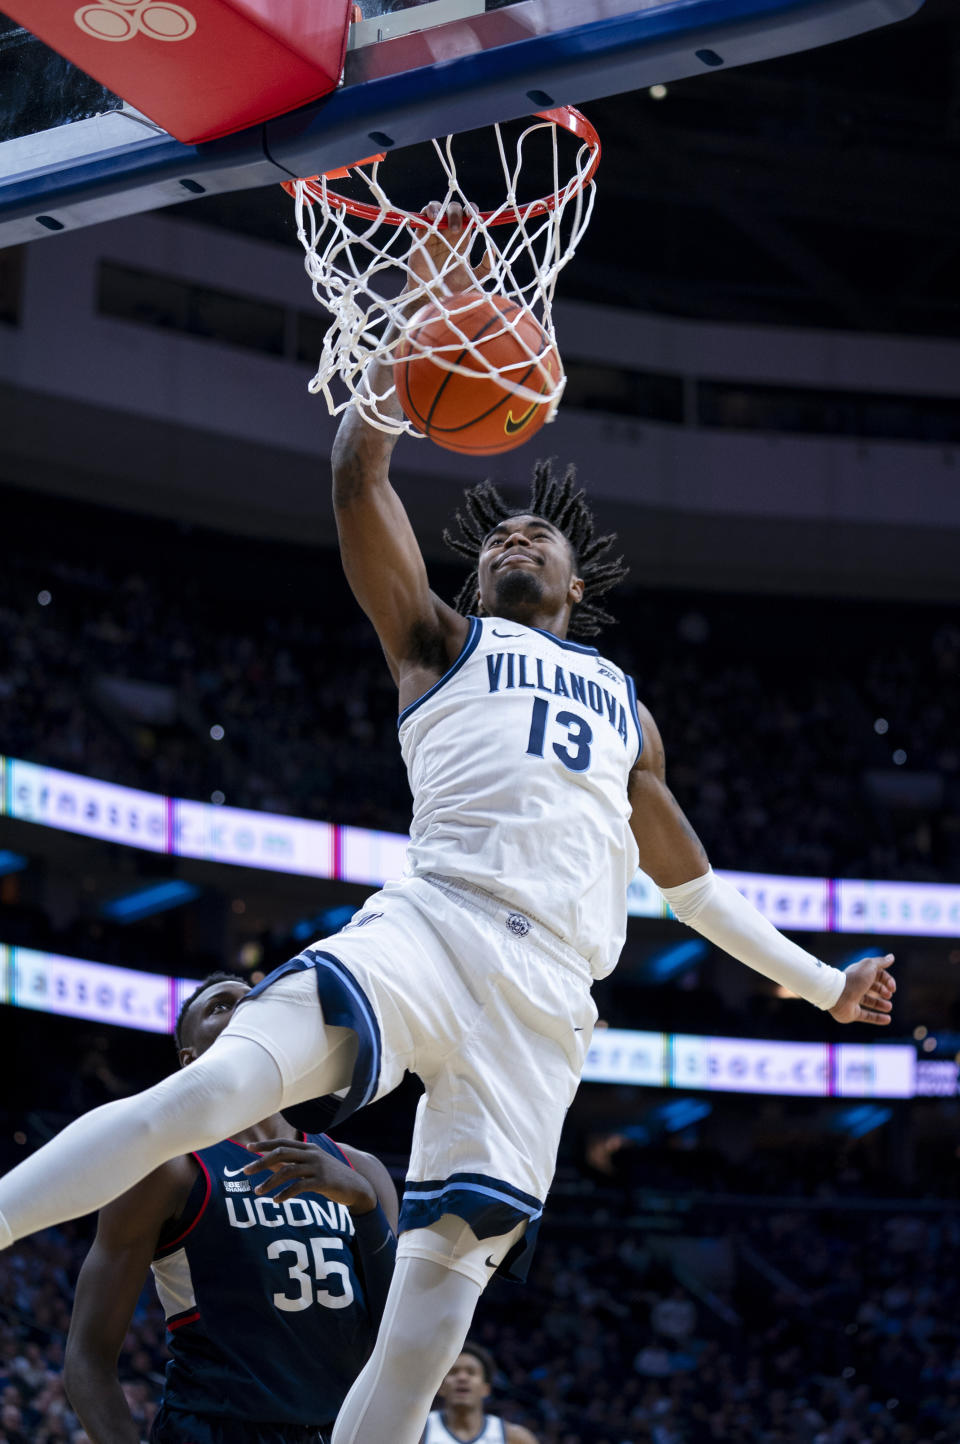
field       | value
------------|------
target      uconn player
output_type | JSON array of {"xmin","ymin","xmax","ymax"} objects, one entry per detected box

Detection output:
[
  {"xmin": 64, "ymin": 974, "xmax": 397, "ymax": 1444},
  {"xmin": 423, "ymin": 1345, "xmax": 537, "ymax": 1444},
  {"xmin": 0, "ymin": 207, "xmax": 896, "ymax": 1444}
]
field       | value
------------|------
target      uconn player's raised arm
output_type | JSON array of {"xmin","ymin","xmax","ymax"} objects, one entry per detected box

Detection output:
[
  {"xmin": 331, "ymin": 204, "xmax": 476, "ymax": 697},
  {"xmin": 627, "ymin": 700, "xmax": 897, "ymax": 1028}
]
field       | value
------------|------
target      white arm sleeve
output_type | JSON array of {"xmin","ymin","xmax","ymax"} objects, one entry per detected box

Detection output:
[{"xmin": 658, "ymin": 869, "xmax": 846, "ymax": 1011}]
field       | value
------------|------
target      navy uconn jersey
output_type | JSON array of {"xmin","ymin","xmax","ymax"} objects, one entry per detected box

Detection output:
[
  {"xmin": 399, "ymin": 617, "xmax": 643, "ymax": 977},
  {"xmin": 152, "ymin": 1136, "xmax": 373, "ymax": 1427},
  {"xmin": 424, "ymin": 1412, "xmax": 506, "ymax": 1444}
]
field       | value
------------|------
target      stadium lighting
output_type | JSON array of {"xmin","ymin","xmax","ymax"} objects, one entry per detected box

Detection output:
[
  {"xmin": 830, "ymin": 1105, "xmax": 892, "ymax": 1139},
  {"xmin": 101, "ymin": 879, "xmax": 201, "ymax": 923},
  {"xmin": 640, "ymin": 939, "xmax": 708, "ymax": 983}
]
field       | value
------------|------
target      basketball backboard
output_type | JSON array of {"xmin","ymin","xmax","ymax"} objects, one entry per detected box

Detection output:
[{"xmin": 0, "ymin": 0, "xmax": 925, "ymax": 247}]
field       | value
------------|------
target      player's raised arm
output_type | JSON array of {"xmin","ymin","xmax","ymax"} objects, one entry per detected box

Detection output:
[
  {"xmin": 331, "ymin": 203, "xmax": 481, "ymax": 688},
  {"xmin": 64, "ymin": 1161, "xmax": 193, "ymax": 1444},
  {"xmin": 627, "ymin": 701, "xmax": 896, "ymax": 1026}
]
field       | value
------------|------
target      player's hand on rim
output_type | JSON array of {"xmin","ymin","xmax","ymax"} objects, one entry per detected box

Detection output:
[
  {"xmin": 828, "ymin": 953, "xmax": 896, "ymax": 1025},
  {"xmin": 406, "ymin": 200, "xmax": 492, "ymax": 300},
  {"xmin": 242, "ymin": 1138, "xmax": 378, "ymax": 1213}
]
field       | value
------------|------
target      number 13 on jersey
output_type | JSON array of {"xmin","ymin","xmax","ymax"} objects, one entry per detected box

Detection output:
[{"xmin": 526, "ymin": 697, "xmax": 593, "ymax": 773}]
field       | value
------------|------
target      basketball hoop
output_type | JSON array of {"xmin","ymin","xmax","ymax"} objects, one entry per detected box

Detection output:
[{"xmin": 283, "ymin": 106, "xmax": 600, "ymax": 437}]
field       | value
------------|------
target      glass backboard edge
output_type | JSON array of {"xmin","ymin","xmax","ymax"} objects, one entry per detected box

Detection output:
[
  {"xmin": 266, "ymin": 0, "xmax": 923, "ymax": 180},
  {"xmin": 0, "ymin": 0, "xmax": 925, "ymax": 247}
]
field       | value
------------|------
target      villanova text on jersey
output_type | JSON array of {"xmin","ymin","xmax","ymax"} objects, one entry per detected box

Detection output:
[
  {"xmin": 484, "ymin": 649, "xmax": 631, "ymax": 754},
  {"xmin": 400, "ymin": 617, "xmax": 644, "ymax": 978},
  {"xmin": 151, "ymin": 1136, "xmax": 375, "ymax": 1429}
]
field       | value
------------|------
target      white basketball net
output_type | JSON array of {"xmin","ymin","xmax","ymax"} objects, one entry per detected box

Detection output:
[{"xmin": 287, "ymin": 108, "xmax": 599, "ymax": 436}]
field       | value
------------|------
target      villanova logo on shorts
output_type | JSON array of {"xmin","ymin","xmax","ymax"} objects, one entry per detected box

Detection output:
[{"xmin": 506, "ymin": 912, "xmax": 531, "ymax": 938}]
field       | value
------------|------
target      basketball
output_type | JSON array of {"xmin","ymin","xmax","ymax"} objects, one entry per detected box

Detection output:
[{"xmin": 393, "ymin": 290, "xmax": 562, "ymax": 455}]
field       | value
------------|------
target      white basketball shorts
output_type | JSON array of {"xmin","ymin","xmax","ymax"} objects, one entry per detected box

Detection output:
[{"xmin": 226, "ymin": 873, "xmax": 597, "ymax": 1278}]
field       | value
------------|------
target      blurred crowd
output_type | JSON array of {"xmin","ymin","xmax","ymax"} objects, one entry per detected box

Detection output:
[
  {"xmin": 2, "ymin": 1188, "xmax": 959, "ymax": 1444},
  {"xmin": 479, "ymin": 1195, "xmax": 960, "ymax": 1444},
  {"xmin": 1, "ymin": 495, "xmax": 958, "ymax": 880},
  {"xmin": 0, "ymin": 1227, "xmax": 163, "ymax": 1444}
]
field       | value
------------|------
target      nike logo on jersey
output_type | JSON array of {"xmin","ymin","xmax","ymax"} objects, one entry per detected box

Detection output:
[
  {"xmin": 485, "ymin": 1255, "xmax": 499, "ymax": 1270},
  {"xmin": 491, "ymin": 629, "xmax": 522, "ymax": 637},
  {"xmin": 223, "ymin": 1163, "xmax": 252, "ymax": 1177}
]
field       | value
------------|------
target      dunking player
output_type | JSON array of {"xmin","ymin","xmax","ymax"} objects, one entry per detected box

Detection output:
[
  {"xmin": 64, "ymin": 974, "xmax": 398, "ymax": 1444},
  {"xmin": 0, "ymin": 208, "xmax": 896, "ymax": 1444},
  {"xmin": 423, "ymin": 1344, "xmax": 538, "ymax": 1444}
]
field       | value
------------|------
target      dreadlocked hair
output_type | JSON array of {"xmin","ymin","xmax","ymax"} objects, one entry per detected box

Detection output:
[{"xmin": 443, "ymin": 460, "xmax": 628, "ymax": 638}]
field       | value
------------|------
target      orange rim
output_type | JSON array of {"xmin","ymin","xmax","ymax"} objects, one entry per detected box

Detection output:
[{"xmin": 281, "ymin": 106, "xmax": 600, "ymax": 228}]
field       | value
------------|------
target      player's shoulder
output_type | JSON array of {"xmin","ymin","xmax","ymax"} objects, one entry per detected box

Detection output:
[
  {"xmin": 127, "ymin": 1151, "xmax": 198, "ymax": 1206},
  {"xmin": 98, "ymin": 1153, "xmax": 198, "ymax": 1248},
  {"xmin": 504, "ymin": 1424, "xmax": 538, "ymax": 1444},
  {"xmin": 320, "ymin": 1137, "xmax": 400, "ymax": 1231},
  {"xmin": 422, "ymin": 1407, "xmax": 449, "ymax": 1443},
  {"xmin": 318, "ymin": 1135, "xmax": 371, "ymax": 1173},
  {"xmin": 629, "ymin": 692, "xmax": 664, "ymax": 777}
]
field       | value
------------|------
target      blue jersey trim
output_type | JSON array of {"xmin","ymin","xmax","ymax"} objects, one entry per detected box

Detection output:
[
  {"xmin": 403, "ymin": 1181, "xmax": 542, "ymax": 1217},
  {"xmin": 242, "ymin": 949, "xmax": 381, "ymax": 1128},
  {"xmin": 399, "ymin": 1171, "xmax": 544, "ymax": 1282},
  {"xmin": 528, "ymin": 624, "xmax": 599, "ymax": 655},
  {"xmin": 154, "ymin": 1155, "xmax": 212, "ymax": 1258},
  {"xmin": 311, "ymin": 951, "xmax": 382, "ymax": 1113},
  {"xmin": 397, "ymin": 616, "xmax": 482, "ymax": 728},
  {"xmin": 403, "ymin": 1170, "xmax": 542, "ymax": 1208},
  {"xmin": 323, "ymin": 1135, "xmax": 353, "ymax": 1168},
  {"xmin": 625, "ymin": 674, "xmax": 645, "ymax": 766}
]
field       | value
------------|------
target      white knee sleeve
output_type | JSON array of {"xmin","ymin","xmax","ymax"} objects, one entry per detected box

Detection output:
[{"xmin": 331, "ymin": 1254, "xmax": 483, "ymax": 1444}]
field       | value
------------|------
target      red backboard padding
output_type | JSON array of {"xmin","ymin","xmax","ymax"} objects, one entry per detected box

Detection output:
[{"xmin": 7, "ymin": 0, "xmax": 354, "ymax": 144}]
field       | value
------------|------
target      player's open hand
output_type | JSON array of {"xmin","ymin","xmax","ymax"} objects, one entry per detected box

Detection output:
[
  {"xmin": 242, "ymin": 1138, "xmax": 377, "ymax": 1213},
  {"xmin": 406, "ymin": 200, "xmax": 491, "ymax": 299},
  {"xmin": 828, "ymin": 954, "xmax": 896, "ymax": 1025}
]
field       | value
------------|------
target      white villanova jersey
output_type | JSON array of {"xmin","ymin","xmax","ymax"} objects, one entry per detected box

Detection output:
[
  {"xmin": 424, "ymin": 1410, "xmax": 506, "ymax": 1444},
  {"xmin": 399, "ymin": 616, "xmax": 643, "ymax": 978}
]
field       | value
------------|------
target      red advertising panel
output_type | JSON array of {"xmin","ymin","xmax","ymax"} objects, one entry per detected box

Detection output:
[{"xmin": 4, "ymin": 0, "xmax": 353, "ymax": 142}]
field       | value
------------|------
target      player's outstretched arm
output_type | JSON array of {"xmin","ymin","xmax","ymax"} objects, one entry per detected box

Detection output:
[
  {"xmin": 627, "ymin": 701, "xmax": 896, "ymax": 1023},
  {"xmin": 332, "ymin": 390, "xmax": 466, "ymax": 692},
  {"xmin": 64, "ymin": 1160, "xmax": 194, "ymax": 1444},
  {"xmin": 331, "ymin": 203, "xmax": 480, "ymax": 691}
]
